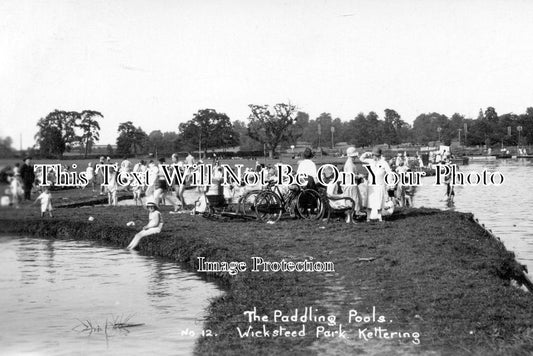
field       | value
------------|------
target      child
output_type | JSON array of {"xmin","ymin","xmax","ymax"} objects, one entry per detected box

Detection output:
[
  {"xmin": 106, "ymin": 167, "xmax": 118, "ymax": 206},
  {"xmin": 127, "ymin": 202, "xmax": 163, "ymax": 249},
  {"xmin": 34, "ymin": 188, "xmax": 53, "ymax": 217},
  {"xmin": 404, "ymin": 185, "xmax": 414, "ymax": 208},
  {"xmin": 85, "ymin": 162, "xmax": 95, "ymax": 191},
  {"xmin": 132, "ymin": 184, "xmax": 143, "ymax": 206},
  {"xmin": 9, "ymin": 174, "xmax": 23, "ymax": 208},
  {"xmin": 442, "ymin": 160, "xmax": 455, "ymax": 203}
]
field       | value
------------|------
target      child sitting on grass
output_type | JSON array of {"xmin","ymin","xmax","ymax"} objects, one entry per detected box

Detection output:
[
  {"xmin": 127, "ymin": 201, "xmax": 163, "ymax": 250},
  {"xmin": 34, "ymin": 187, "xmax": 53, "ymax": 217}
]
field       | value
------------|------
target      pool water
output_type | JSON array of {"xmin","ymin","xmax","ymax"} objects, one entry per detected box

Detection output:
[{"xmin": 0, "ymin": 236, "xmax": 221, "ymax": 356}]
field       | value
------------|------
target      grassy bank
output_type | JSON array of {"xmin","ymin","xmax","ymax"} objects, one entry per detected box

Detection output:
[{"xmin": 1, "ymin": 205, "xmax": 533, "ymax": 355}]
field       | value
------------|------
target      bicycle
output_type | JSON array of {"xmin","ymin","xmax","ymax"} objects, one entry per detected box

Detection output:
[{"xmin": 253, "ymin": 180, "xmax": 325, "ymax": 223}]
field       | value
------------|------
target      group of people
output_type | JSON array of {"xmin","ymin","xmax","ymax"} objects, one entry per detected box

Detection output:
[
  {"xmin": 166, "ymin": 146, "xmax": 416, "ymax": 223},
  {"xmin": 294, "ymin": 146, "xmax": 399, "ymax": 223},
  {"xmin": 80, "ymin": 152, "xmax": 197, "ymax": 210},
  {"xmin": 7, "ymin": 157, "xmax": 35, "ymax": 207},
  {"xmin": 5, "ymin": 156, "xmax": 53, "ymax": 217},
  {"xmin": 2, "ymin": 148, "xmax": 427, "ymax": 249}
]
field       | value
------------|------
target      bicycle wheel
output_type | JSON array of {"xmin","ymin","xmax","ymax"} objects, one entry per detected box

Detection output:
[
  {"xmin": 239, "ymin": 190, "xmax": 261, "ymax": 217},
  {"xmin": 296, "ymin": 189, "xmax": 325, "ymax": 220},
  {"xmin": 254, "ymin": 191, "xmax": 283, "ymax": 223}
]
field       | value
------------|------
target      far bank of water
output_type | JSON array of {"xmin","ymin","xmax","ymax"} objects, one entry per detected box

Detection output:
[
  {"xmin": 414, "ymin": 158, "xmax": 533, "ymax": 277},
  {"xmin": 0, "ymin": 236, "xmax": 222, "ymax": 356}
]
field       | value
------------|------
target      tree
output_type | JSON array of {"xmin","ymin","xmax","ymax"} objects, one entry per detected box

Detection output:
[
  {"xmin": 383, "ymin": 109, "xmax": 408, "ymax": 144},
  {"xmin": 484, "ymin": 107, "xmax": 498, "ymax": 122},
  {"xmin": 0, "ymin": 136, "xmax": 15, "ymax": 158},
  {"xmin": 148, "ymin": 130, "xmax": 180, "ymax": 156},
  {"xmin": 518, "ymin": 107, "xmax": 533, "ymax": 145},
  {"xmin": 315, "ymin": 113, "xmax": 333, "ymax": 149},
  {"xmin": 287, "ymin": 111, "xmax": 308, "ymax": 146},
  {"xmin": 178, "ymin": 109, "xmax": 238, "ymax": 157},
  {"xmin": 412, "ymin": 112, "xmax": 449, "ymax": 145},
  {"xmin": 35, "ymin": 125, "xmax": 64, "ymax": 158},
  {"xmin": 77, "ymin": 110, "xmax": 102, "ymax": 158},
  {"xmin": 106, "ymin": 144, "xmax": 114, "ymax": 156},
  {"xmin": 35, "ymin": 110, "xmax": 79, "ymax": 158},
  {"xmin": 148, "ymin": 130, "xmax": 164, "ymax": 156},
  {"xmin": 247, "ymin": 103, "xmax": 298, "ymax": 158},
  {"xmin": 498, "ymin": 113, "xmax": 518, "ymax": 146},
  {"xmin": 299, "ymin": 112, "xmax": 319, "ymax": 146},
  {"xmin": 116, "ymin": 121, "xmax": 148, "ymax": 156},
  {"xmin": 366, "ymin": 111, "xmax": 383, "ymax": 145},
  {"xmin": 233, "ymin": 120, "xmax": 263, "ymax": 151}
]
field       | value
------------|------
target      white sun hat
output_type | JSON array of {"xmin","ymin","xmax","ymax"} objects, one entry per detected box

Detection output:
[{"xmin": 346, "ymin": 147, "xmax": 358, "ymax": 157}]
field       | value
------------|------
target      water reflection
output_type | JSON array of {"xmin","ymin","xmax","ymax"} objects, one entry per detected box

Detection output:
[
  {"xmin": 0, "ymin": 237, "xmax": 221, "ymax": 356},
  {"xmin": 414, "ymin": 158, "xmax": 533, "ymax": 276}
]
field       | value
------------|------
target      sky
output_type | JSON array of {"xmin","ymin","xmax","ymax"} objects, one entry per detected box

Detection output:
[{"xmin": 1, "ymin": 0, "xmax": 533, "ymax": 148}]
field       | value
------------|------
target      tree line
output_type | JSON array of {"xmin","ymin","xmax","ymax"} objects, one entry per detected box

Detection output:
[
  {"xmin": 28, "ymin": 105, "xmax": 533, "ymax": 159},
  {"xmin": 34, "ymin": 110, "xmax": 102, "ymax": 158}
]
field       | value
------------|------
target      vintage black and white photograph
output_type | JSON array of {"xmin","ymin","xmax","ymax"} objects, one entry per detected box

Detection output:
[{"xmin": 1, "ymin": 0, "xmax": 533, "ymax": 355}]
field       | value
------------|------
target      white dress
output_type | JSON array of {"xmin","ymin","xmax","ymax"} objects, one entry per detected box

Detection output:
[
  {"xmin": 361, "ymin": 155, "xmax": 391, "ymax": 210},
  {"xmin": 342, "ymin": 158, "xmax": 362, "ymax": 211},
  {"xmin": 36, "ymin": 191, "xmax": 52, "ymax": 213},
  {"xmin": 85, "ymin": 166, "xmax": 94, "ymax": 181},
  {"xmin": 296, "ymin": 159, "xmax": 317, "ymax": 186},
  {"xmin": 326, "ymin": 182, "xmax": 351, "ymax": 209}
]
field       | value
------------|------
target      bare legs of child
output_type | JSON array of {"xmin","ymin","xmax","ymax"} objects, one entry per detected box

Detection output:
[{"xmin": 127, "ymin": 227, "xmax": 162, "ymax": 250}]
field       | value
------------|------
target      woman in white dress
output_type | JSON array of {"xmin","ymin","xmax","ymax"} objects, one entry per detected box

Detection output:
[
  {"xmin": 359, "ymin": 147, "xmax": 392, "ymax": 221},
  {"xmin": 342, "ymin": 147, "xmax": 363, "ymax": 214},
  {"xmin": 296, "ymin": 147, "xmax": 317, "ymax": 188}
]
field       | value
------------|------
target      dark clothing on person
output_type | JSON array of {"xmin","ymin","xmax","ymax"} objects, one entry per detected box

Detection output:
[{"xmin": 20, "ymin": 163, "xmax": 35, "ymax": 200}]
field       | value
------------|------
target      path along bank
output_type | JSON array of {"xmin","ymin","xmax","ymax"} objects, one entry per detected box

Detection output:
[{"xmin": 1, "ymin": 206, "xmax": 533, "ymax": 355}]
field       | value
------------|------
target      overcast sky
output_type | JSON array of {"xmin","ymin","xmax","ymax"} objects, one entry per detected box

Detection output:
[{"xmin": 1, "ymin": 0, "xmax": 533, "ymax": 148}]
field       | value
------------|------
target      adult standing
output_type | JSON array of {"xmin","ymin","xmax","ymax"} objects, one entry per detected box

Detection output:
[
  {"xmin": 85, "ymin": 162, "xmax": 95, "ymax": 191},
  {"xmin": 20, "ymin": 157, "xmax": 35, "ymax": 201},
  {"xmin": 360, "ymin": 147, "xmax": 392, "ymax": 222},
  {"xmin": 185, "ymin": 152, "xmax": 196, "ymax": 166},
  {"xmin": 119, "ymin": 156, "xmax": 133, "ymax": 190},
  {"xmin": 120, "ymin": 156, "xmax": 132, "ymax": 174},
  {"xmin": 95, "ymin": 156, "xmax": 107, "ymax": 195},
  {"xmin": 145, "ymin": 160, "xmax": 159, "ymax": 199},
  {"xmin": 154, "ymin": 157, "xmax": 168, "ymax": 206},
  {"xmin": 342, "ymin": 147, "xmax": 363, "ymax": 214},
  {"xmin": 395, "ymin": 152, "xmax": 403, "ymax": 168},
  {"xmin": 170, "ymin": 153, "xmax": 187, "ymax": 213}
]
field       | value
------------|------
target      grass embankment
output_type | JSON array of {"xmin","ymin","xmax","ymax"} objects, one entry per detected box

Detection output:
[{"xmin": 1, "ymin": 205, "xmax": 533, "ymax": 355}]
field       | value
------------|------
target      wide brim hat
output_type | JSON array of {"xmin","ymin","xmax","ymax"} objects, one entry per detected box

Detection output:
[
  {"xmin": 146, "ymin": 201, "xmax": 159, "ymax": 210},
  {"xmin": 346, "ymin": 147, "xmax": 358, "ymax": 157}
]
